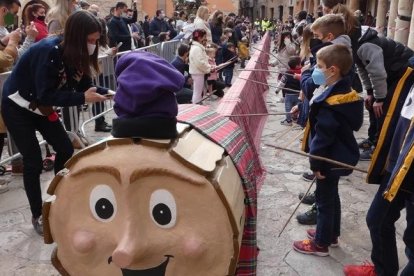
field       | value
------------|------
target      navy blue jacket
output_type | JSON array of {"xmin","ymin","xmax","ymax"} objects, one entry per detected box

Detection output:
[
  {"xmin": 2, "ymin": 37, "xmax": 107, "ymax": 107},
  {"xmin": 107, "ymin": 11, "xmax": 137, "ymax": 51},
  {"xmin": 149, "ymin": 17, "xmax": 169, "ymax": 42},
  {"xmin": 302, "ymin": 78, "xmax": 364, "ymax": 177},
  {"xmin": 171, "ymin": 56, "xmax": 191, "ymax": 89}
]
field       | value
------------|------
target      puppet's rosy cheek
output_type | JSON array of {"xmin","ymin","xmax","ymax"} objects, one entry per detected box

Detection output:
[
  {"xmin": 72, "ymin": 230, "xmax": 96, "ymax": 253},
  {"xmin": 182, "ymin": 235, "xmax": 206, "ymax": 258}
]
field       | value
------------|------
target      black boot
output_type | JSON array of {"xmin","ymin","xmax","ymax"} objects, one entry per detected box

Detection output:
[
  {"xmin": 298, "ymin": 191, "xmax": 316, "ymax": 205},
  {"xmin": 95, "ymin": 121, "xmax": 112, "ymax": 132},
  {"xmin": 296, "ymin": 203, "xmax": 317, "ymax": 225}
]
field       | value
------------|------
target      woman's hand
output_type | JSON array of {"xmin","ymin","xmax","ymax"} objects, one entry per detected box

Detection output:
[
  {"xmin": 110, "ymin": 47, "xmax": 118, "ymax": 56},
  {"xmin": 84, "ymin": 87, "xmax": 107, "ymax": 103}
]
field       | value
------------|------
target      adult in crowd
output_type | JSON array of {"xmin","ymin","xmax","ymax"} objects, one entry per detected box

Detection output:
[
  {"xmin": 321, "ymin": 0, "xmax": 344, "ymax": 14},
  {"xmin": 171, "ymin": 43, "xmax": 193, "ymax": 104},
  {"xmin": 107, "ymin": 2, "xmax": 138, "ymax": 52},
  {"xmin": 94, "ymin": 17, "xmax": 118, "ymax": 133},
  {"xmin": 24, "ymin": 3, "xmax": 48, "ymax": 42},
  {"xmin": 1, "ymin": 11, "xmax": 109, "ymax": 236},
  {"xmin": 210, "ymin": 10, "xmax": 224, "ymax": 45},
  {"xmin": 194, "ymin": 6, "xmax": 212, "ymax": 43},
  {"xmin": 88, "ymin": 4, "xmax": 100, "ymax": 17},
  {"xmin": 46, "ymin": 0, "xmax": 78, "ymax": 35},
  {"xmin": 149, "ymin": 9, "xmax": 168, "ymax": 44},
  {"xmin": 364, "ymin": 11, "xmax": 375, "ymax": 27},
  {"xmin": 176, "ymin": 10, "xmax": 187, "ymax": 33},
  {"xmin": 293, "ymin": 10, "xmax": 307, "ymax": 36},
  {"xmin": 0, "ymin": 22, "xmax": 20, "ymax": 194},
  {"xmin": 167, "ymin": 18, "xmax": 177, "ymax": 39},
  {"xmin": 142, "ymin": 15, "xmax": 150, "ymax": 46},
  {"xmin": 79, "ymin": 0, "xmax": 89, "ymax": 10},
  {"xmin": 104, "ymin": 6, "xmax": 115, "ymax": 22},
  {"xmin": 0, "ymin": 0, "xmax": 37, "ymax": 58},
  {"xmin": 354, "ymin": 10, "xmax": 364, "ymax": 26}
]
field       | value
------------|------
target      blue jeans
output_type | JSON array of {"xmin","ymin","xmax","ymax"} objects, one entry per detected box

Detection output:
[
  {"xmin": 366, "ymin": 173, "xmax": 414, "ymax": 276},
  {"xmin": 315, "ymin": 175, "xmax": 341, "ymax": 247},
  {"xmin": 297, "ymin": 98, "xmax": 309, "ymax": 127},
  {"xmin": 284, "ymin": 94, "xmax": 300, "ymax": 122},
  {"xmin": 2, "ymin": 99, "xmax": 74, "ymax": 218},
  {"xmin": 223, "ymin": 68, "xmax": 234, "ymax": 86}
]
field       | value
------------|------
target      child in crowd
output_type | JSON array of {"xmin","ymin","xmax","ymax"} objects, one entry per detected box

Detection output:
[
  {"xmin": 189, "ymin": 29, "xmax": 214, "ymax": 103},
  {"xmin": 277, "ymin": 56, "xmax": 302, "ymax": 126},
  {"xmin": 222, "ymin": 42, "xmax": 237, "ymax": 87},
  {"xmin": 206, "ymin": 46, "xmax": 225, "ymax": 98},
  {"xmin": 216, "ymin": 35, "xmax": 229, "ymax": 80},
  {"xmin": 293, "ymin": 44, "xmax": 363, "ymax": 256},
  {"xmin": 238, "ymin": 36, "xmax": 250, "ymax": 69}
]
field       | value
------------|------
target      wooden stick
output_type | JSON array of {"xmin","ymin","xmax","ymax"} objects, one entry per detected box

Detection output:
[
  {"xmin": 237, "ymin": 77, "xmax": 301, "ymax": 93},
  {"xmin": 238, "ymin": 68, "xmax": 296, "ymax": 77},
  {"xmin": 278, "ymin": 177, "xmax": 316, "ymax": 237},
  {"xmin": 196, "ymin": 90, "xmax": 217, "ymax": 104},
  {"xmin": 252, "ymin": 46, "xmax": 289, "ymax": 68},
  {"xmin": 226, "ymin": 112, "xmax": 290, "ymax": 117},
  {"xmin": 265, "ymin": 144, "xmax": 368, "ymax": 174}
]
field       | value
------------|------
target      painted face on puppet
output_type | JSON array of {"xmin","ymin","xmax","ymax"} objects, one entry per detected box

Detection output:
[{"xmin": 45, "ymin": 134, "xmax": 244, "ymax": 276}]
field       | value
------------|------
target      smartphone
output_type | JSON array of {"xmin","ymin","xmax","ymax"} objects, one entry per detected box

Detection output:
[
  {"xmin": 104, "ymin": 90, "xmax": 116, "ymax": 98},
  {"xmin": 116, "ymin": 42, "xmax": 123, "ymax": 49}
]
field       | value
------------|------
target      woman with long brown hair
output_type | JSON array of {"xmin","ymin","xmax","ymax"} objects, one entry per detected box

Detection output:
[{"xmin": 1, "ymin": 11, "xmax": 109, "ymax": 236}]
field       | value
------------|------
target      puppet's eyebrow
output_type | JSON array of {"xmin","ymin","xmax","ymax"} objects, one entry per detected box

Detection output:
[
  {"xmin": 129, "ymin": 167, "xmax": 206, "ymax": 186},
  {"xmin": 71, "ymin": 165, "xmax": 121, "ymax": 183}
]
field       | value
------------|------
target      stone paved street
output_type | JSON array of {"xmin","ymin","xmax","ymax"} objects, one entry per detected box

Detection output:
[{"xmin": 0, "ymin": 71, "xmax": 409, "ymax": 275}]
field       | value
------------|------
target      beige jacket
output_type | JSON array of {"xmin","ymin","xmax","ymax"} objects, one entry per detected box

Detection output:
[{"xmin": 189, "ymin": 41, "xmax": 211, "ymax": 75}]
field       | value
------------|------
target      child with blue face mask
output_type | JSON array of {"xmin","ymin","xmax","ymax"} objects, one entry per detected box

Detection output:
[{"xmin": 292, "ymin": 44, "xmax": 364, "ymax": 256}]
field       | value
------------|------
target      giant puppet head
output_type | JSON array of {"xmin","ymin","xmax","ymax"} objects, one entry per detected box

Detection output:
[{"xmin": 43, "ymin": 52, "xmax": 247, "ymax": 276}]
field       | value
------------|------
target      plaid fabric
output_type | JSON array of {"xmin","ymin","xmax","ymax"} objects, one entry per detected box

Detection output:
[
  {"xmin": 178, "ymin": 104, "xmax": 261, "ymax": 276},
  {"xmin": 216, "ymin": 33, "xmax": 271, "ymax": 191}
]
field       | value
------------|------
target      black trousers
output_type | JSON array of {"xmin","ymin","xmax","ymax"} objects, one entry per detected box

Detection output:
[{"xmin": 2, "ymin": 99, "xmax": 73, "ymax": 218}]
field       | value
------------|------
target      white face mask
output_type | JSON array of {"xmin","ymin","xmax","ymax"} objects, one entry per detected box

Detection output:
[
  {"xmin": 284, "ymin": 38, "xmax": 290, "ymax": 45},
  {"xmin": 87, "ymin": 43, "xmax": 96, "ymax": 56}
]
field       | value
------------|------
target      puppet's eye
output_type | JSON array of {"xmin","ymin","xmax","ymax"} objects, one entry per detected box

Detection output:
[
  {"xmin": 150, "ymin": 189, "xmax": 177, "ymax": 228},
  {"xmin": 89, "ymin": 185, "xmax": 117, "ymax": 222}
]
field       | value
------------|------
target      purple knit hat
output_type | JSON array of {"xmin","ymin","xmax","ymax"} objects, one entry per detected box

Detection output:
[
  {"xmin": 112, "ymin": 51, "xmax": 185, "ymax": 139},
  {"xmin": 114, "ymin": 51, "xmax": 185, "ymax": 119}
]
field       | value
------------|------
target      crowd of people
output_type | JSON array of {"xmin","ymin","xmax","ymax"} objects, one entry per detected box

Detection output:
[
  {"xmin": 266, "ymin": 0, "xmax": 414, "ymax": 275},
  {"xmin": 0, "ymin": 0, "xmax": 413, "ymax": 275}
]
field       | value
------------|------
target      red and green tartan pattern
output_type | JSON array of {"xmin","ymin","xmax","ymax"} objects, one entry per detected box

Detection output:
[{"xmin": 178, "ymin": 104, "xmax": 261, "ymax": 275}]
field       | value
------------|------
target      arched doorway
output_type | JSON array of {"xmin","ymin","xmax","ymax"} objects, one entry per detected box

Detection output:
[{"xmin": 21, "ymin": 0, "xmax": 50, "ymax": 27}]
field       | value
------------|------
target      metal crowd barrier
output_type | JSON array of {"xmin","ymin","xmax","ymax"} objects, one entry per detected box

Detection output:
[{"xmin": 0, "ymin": 40, "xmax": 183, "ymax": 167}]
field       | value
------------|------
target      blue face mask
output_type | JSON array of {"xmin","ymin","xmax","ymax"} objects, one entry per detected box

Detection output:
[{"xmin": 312, "ymin": 67, "xmax": 328, "ymax": 86}]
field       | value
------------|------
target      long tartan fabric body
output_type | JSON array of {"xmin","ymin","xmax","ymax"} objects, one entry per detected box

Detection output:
[{"xmin": 178, "ymin": 104, "xmax": 261, "ymax": 276}]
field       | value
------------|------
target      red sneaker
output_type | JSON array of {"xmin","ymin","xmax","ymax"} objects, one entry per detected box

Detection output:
[
  {"xmin": 343, "ymin": 262, "xmax": 376, "ymax": 276},
  {"xmin": 307, "ymin": 229, "xmax": 339, "ymax": 247},
  {"xmin": 293, "ymin": 239, "xmax": 329, "ymax": 256}
]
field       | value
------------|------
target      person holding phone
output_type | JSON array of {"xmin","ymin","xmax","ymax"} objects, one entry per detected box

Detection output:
[{"xmin": 1, "ymin": 11, "xmax": 109, "ymax": 236}]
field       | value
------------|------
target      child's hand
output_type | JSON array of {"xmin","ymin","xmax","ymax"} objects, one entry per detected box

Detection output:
[
  {"xmin": 301, "ymin": 64, "xmax": 311, "ymax": 73},
  {"xmin": 290, "ymin": 105, "xmax": 299, "ymax": 116},
  {"xmin": 313, "ymin": 171, "xmax": 325, "ymax": 180},
  {"xmin": 294, "ymin": 73, "xmax": 301, "ymax": 80}
]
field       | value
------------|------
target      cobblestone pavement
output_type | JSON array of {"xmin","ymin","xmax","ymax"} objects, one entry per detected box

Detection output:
[{"xmin": 0, "ymin": 72, "xmax": 408, "ymax": 275}]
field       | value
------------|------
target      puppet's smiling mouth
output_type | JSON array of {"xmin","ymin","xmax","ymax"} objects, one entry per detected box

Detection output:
[{"xmin": 108, "ymin": 255, "xmax": 173, "ymax": 276}]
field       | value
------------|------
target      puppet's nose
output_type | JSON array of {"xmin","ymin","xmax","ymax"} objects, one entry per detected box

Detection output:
[{"xmin": 111, "ymin": 228, "xmax": 148, "ymax": 268}]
